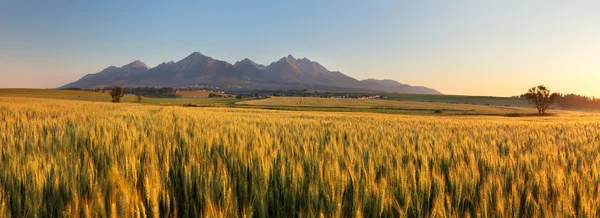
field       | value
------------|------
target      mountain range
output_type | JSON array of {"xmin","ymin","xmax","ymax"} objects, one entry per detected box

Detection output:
[{"xmin": 61, "ymin": 52, "xmax": 442, "ymax": 94}]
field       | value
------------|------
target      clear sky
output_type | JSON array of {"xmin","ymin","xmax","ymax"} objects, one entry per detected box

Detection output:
[{"xmin": 1, "ymin": 0, "xmax": 599, "ymax": 97}]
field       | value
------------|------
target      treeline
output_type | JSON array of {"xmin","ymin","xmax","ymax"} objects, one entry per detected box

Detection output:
[
  {"xmin": 515, "ymin": 92, "xmax": 600, "ymax": 110},
  {"xmin": 553, "ymin": 93, "xmax": 600, "ymax": 109}
]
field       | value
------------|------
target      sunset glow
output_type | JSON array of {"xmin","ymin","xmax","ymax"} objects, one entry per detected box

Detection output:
[{"xmin": 1, "ymin": 1, "xmax": 599, "ymax": 97}]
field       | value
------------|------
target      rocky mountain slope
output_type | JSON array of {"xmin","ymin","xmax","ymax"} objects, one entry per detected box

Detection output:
[{"xmin": 62, "ymin": 52, "xmax": 442, "ymax": 94}]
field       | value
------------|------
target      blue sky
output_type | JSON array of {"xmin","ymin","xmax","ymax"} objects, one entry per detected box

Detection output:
[{"xmin": 1, "ymin": 0, "xmax": 599, "ymax": 96}]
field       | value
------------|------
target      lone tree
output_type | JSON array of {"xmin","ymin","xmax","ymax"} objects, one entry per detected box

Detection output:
[
  {"xmin": 525, "ymin": 85, "xmax": 558, "ymax": 114},
  {"xmin": 111, "ymin": 86, "xmax": 125, "ymax": 103},
  {"xmin": 136, "ymin": 92, "xmax": 143, "ymax": 103}
]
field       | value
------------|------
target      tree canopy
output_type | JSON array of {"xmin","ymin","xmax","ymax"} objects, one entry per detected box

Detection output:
[{"xmin": 525, "ymin": 85, "xmax": 557, "ymax": 114}]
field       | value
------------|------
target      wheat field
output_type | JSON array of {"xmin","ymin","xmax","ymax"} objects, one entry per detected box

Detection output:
[{"xmin": 1, "ymin": 97, "xmax": 600, "ymax": 217}]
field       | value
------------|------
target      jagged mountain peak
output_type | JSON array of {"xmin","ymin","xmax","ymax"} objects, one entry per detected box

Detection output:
[
  {"xmin": 275, "ymin": 55, "xmax": 299, "ymax": 66},
  {"xmin": 122, "ymin": 60, "xmax": 148, "ymax": 69},
  {"xmin": 274, "ymin": 54, "xmax": 298, "ymax": 62},
  {"xmin": 234, "ymin": 58, "xmax": 266, "ymax": 80},
  {"xmin": 180, "ymin": 52, "xmax": 209, "ymax": 61},
  {"xmin": 294, "ymin": 57, "xmax": 329, "ymax": 74},
  {"xmin": 236, "ymin": 58, "xmax": 261, "ymax": 66},
  {"xmin": 296, "ymin": 57, "xmax": 311, "ymax": 63},
  {"xmin": 177, "ymin": 52, "xmax": 215, "ymax": 67},
  {"xmin": 278, "ymin": 55, "xmax": 294, "ymax": 61},
  {"xmin": 189, "ymin": 51, "xmax": 203, "ymax": 56},
  {"xmin": 61, "ymin": 51, "xmax": 441, "ymax": 94}
]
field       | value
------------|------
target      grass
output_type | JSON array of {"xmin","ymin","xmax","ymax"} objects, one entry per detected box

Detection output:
[
  {"xmin": 0, "ymin": 89, "xmax": 537, "ymax": 115},
  {"xmin": 239, "ymin": 97, "xmax": 539, "ymax": 116},
  {"xmin": 0, "ymin": 88, "xmax": 238, "ymax": 105},
  {"xmin": 0, "ymin": 88, "xmax": 138, "ymax": 102},
  {"xmin": 381, "ymin": 93, "xmax": 532, "ymax": 108},
  {"xmin": 1, "ymin": 97, "xmax": 600, "ymax": 217},
  {"xmin": 141, "ymin": 97, "xmax": 237, "ymax": 105}
]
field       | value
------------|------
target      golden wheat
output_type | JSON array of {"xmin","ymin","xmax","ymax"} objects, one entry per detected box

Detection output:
[{"xmin": 0, "ymin": 97, "xmax": 599, "ymax": 217}]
